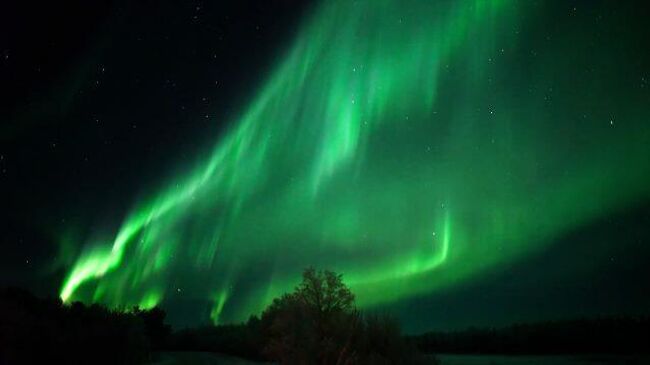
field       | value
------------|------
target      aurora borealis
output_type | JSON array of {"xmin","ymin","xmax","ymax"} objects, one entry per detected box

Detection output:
[{"xmin": 3, "ymin": 0, "xmax": 650, "ymax": 332}]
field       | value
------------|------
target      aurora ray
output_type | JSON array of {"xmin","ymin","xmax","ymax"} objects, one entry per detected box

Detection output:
[{"xmin": 60, "ymin": 0, "xmax": 650, "ymax": 325}]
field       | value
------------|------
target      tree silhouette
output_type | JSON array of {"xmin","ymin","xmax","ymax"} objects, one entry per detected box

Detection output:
[
  {"xmin": 134, "ymin": 306, "xmax": 171, "ymax": 350},
  {"xmin": 296, "ymin": 267, "xmax": 355, "ymax": 316},
  {"xmin": 0, "ymin": 287, "xmax": 156, "ymax": 365},
  {"xmin": 260, "ymin": 268, "xmax": 360, "ymax": 364}
]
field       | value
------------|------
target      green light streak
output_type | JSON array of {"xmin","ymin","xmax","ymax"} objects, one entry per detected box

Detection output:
[
  {"xmin": 139, "ymin": 290, "xmax": 163, "ymax": 310},
  {"xmin": 210, "ymin": 290, "xmax": 230, "ymax": 325},
  {"xmin": 60, "ymin": 0, "xmax": 650, "ymax": 325}
]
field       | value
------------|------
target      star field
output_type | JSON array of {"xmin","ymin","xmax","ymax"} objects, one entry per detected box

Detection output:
[{"xmin": 2, "ymin": 0, "xmax": 650, "ymax": 332}]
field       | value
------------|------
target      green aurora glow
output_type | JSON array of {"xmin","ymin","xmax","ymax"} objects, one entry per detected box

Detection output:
[{"xmin": 60, "ymin": 0, "xmax": 650, "ymax": 324}]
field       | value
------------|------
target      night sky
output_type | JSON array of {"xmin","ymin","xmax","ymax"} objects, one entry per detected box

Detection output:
[{"xmin": 2, "ymin": 0, "xmax": 650, "ymax": 334}]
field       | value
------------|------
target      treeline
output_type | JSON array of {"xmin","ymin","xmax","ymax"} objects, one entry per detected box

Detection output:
[
  {"xmin": 411, "ymin": 316, "xmax": 650, "ymax": 355},
  {"xmin": 0, "ymin": 287, "xmax": 170, "ymax": 365},
  {"xmin": 1, "ymin": 269, "xmax": 426, "ymax": 364},
  {"xmin": 168, "ymin": 312, "xmax": 421, "ymax": 364},
  {"xmin": 10, "ymin": 270, "xmax": 649, "ymax": 364},
  {"xmin": 169, "ymin": 320, "xmax": 265, "ymax": 361},
  {"xmin": 169, "ymin": 268, "xmax": 427, "ymax": 364}
]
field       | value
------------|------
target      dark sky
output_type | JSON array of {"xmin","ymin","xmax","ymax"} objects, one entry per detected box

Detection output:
[
  {"xmin": 1, "ymin": 0, "xmax": 315, "ymax": 290},
  {"xmin": 2, "ymin": 0, "xmax": 650, "ymax": 333}
]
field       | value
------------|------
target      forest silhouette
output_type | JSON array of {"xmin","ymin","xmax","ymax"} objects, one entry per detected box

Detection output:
[{"xmin": 2, "ymin": 268, "xmax": 649, "ymax": 364}]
